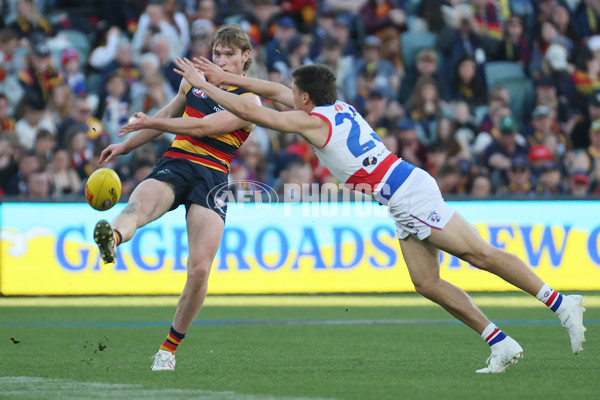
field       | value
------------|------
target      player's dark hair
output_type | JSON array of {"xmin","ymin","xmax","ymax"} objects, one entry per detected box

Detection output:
[
  {"xmin": 292, "ymin": 64, "xmax": 337, "ymax": 106},
  {"xmin": 210, "ymin": 24, "xmax": 253, "ymax": 72}
]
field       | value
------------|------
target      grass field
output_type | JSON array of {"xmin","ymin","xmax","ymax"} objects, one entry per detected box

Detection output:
[{"xmin": 0, "ymin": 292, "xmax": 598, "ymax": 400}]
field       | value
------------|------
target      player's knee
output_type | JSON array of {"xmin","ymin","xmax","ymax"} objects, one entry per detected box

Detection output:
[
  {"xmin": 459, "ymin": 245, "xmax": 495, "ymax": 270},
  {"xmin": 412, "ymin": 277, "xmax": 440, "ymax": 299},
  {"xmin": 186, "ymin": 261, "xmax": 211, "ymax": 287}
]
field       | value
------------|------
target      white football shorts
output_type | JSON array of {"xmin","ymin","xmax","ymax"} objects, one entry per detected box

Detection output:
[{"xmin": 386, "ymin": 167, "xmax": 455, "ymax": 240}]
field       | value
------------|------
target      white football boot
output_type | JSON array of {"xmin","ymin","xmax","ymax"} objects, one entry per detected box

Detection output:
[
  {"xmin": 556, "ymin": 295, "xmax": 586, "ymax": 354},
  {"xmin": 476, "ymin": 336, "xmax": 523, "ymax": 374},
  {"xmin": 151, "ymin": 349, "xmax": 176, "ymax": 371}
]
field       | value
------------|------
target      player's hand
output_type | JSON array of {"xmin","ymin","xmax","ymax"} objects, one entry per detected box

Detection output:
[
  {"xmin": 99, "ymin": 142, "xmax": 129, "ymax": 164},
  {"xmin": 192, "ymin": 56, "xmax": 226, "ymax": 86},
  {"xmin": 174, "ymin": 57, "xmax": 206, "ymax": 88},
  {"xmin": 119, "ymin": 112, "xmax": 151, "ymax": 136}
]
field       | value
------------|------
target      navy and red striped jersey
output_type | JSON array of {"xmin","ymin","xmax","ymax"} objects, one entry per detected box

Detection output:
[{"xmin": 163, "ymin": 84, "xmax": 255, "ymax": 174}]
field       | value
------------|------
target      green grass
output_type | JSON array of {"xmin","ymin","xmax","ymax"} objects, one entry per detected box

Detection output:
[{"xmin": 0, "ymin": 293, "xmax": 598, "ymax": 400}]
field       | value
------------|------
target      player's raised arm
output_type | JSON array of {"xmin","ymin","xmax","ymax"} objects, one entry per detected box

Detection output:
[
  {"xmin": 173, "ymin": 57, "xmax": 329, "ymax": 148},
  {"xmin": 192, "ymin": 56, "xmax": 295, "ymax": 108}
]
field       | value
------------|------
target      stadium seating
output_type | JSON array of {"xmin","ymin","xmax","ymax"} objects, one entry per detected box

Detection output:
[
  {"xmin": 484, "ymin": 61, "xmax": 526, "ymax": 91},
  {"xmin": 492, "ymin": 77, "xmax": 535, "ymax": 128},
  {"xmin": 401, "ymin": 31, "xmax": 438, "ymax": 68}
]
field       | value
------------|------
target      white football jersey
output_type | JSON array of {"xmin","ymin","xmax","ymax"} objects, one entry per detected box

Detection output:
[{"xmin": 311, "ymin": 101, "xmax": 413, "ymax": 200}]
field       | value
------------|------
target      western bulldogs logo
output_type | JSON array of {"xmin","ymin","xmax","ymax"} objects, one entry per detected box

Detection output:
[
  {"xmin": 192, "ymin": 88, "xmax": 207, "ymax": 98},
  {"xmin": 428, "ymin": 211, "xmax": 441, "ymax": 223},
  {"xmin": 407, "ymin": 222, "xmax": 414, "ymax": 229}
]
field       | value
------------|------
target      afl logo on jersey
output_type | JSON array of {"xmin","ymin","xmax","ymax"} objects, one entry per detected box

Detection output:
[
  {"xmin": 192, "ymin": 88, "xmax": 208, "ymax": 98},
  {"xmin": 362, "ymin": 156, "xmax": 378, "ymax": 167}
]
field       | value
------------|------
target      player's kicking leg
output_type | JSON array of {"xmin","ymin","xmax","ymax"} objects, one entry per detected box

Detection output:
[
  {"xmin": 94, "ymin": 179, "xmax": 176, "ymax": 264},
  {"xmin": 427, "ymin": 213, "xmax": 586, "ymax": 359},
  {"xmin": 399, "ymin": 235, "xmax": 523, "ymax": 373}
]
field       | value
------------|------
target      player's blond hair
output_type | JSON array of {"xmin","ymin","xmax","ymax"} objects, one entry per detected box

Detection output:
[{"xmin": 210, "ymin": 24, "xmax": 253, "ymax": 72}]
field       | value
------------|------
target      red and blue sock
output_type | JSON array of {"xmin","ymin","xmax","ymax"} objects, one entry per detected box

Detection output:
[
  {"xmin": 159, "ymin": 326, "xmax": 186, "ymax": 354},
  {"xmin": 536, "ymin": 284, "xmax": 563, "ymax": 312},
  {"xmin": 481, "ymin": 323, "xmax": 507, "ymax": 347}
]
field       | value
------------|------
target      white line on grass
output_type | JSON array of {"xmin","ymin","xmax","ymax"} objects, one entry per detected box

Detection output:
[{"xmin": 0, "ymin": 377, "xmax": 334, "ymax": 400}]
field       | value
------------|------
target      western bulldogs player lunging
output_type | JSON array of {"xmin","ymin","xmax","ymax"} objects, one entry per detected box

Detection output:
[{"xmin": 136, "ymin": 58, "xmax": 586, "ymax": 374}]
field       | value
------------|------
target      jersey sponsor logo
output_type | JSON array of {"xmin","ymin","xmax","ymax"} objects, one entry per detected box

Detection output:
[
  {"xmin": 362, "ymin": 156, "xmax": 378, "ymax": 167},
  {"xmin": 213, "ymin": 104, "xmax": 225, "ymax": 113},
  {"xmin": 192, "ymin": 88, "xmax": 208, "ymax": 98},
  {"xmin": 155, "ymin": 168, "xmax": 171, "ymax": 176}
]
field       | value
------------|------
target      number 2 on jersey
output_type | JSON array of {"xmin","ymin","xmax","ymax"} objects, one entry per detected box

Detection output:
[{"xmin": 335, "ymin": 108, "xmax": 380, "ymax": 158}]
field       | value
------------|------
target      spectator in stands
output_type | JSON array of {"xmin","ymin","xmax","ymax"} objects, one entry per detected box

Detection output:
[
  {"xmin": 314, "ymin": 36, "xmax": 355, "ymax": 102},
  {"xmin": 537, "ymin": 43, "xmax": 577, "ymax": 114},
  {"xmin": 399, "ymin": 48, "xmax": 448, "ymax": 104},
  {"xmin": 0, "ymin": 93, "xmax": 16, "ymax": 132},
  {"xmin": 496, "ymin": 14, "xmax": 530, "ymax": 70},
  {"xmin": 483, "ymin": 115, "xmax": 530, "ymax": 186},
  {"xmin": 332, "ymin": 15, "xmax": 359, "ymax": 58},
  {"xmin": 470, "ymin": 173, "xmax": 493, "ymax": 197},
  {"xmin": 265, "ymin": 16, "xmax": 298, "ymax": 72},
  {"xmin": 56, "ymin": 96, "xmax": 93, "ymax": 149},
  {"xmin": 572, "ymin": 45, "xmax": 600, "ymax": 110},
  {"xmin": 0, "ymin": 28, "xmax": 25, "ymax": 111},
  {"xmin": 18, "ymin": 39, "xmax": 63, "ymax": 104},
  {"xmin": 195, "ymin": 0, "xmax": 221, "ymax": 26},
  {"xmin": 9, "ymin": 0, "xmax": 53, "ymax": 42},
  {"xmin": 14, "ymin": 93, "xmax": 55, "ymax": 150},
  {"xmin": 355, "ymin": 35, "xmax": 399, "ymax": 98},
  {"xmin": 26, "ymin": 171, "xmax": 50, "ymax": 198},
  {"xmin": 572, "ymin": 0, "xmax": 600, "ymax": 41},
  {"xmin": 65, "ymin": 125, "xmax": 93, "ymax": 180},
  {"xmin": 102, "ymin": 40, "xmax": 140, "ymax": 87},
  {"xmin": 47, "ymin": 148, "xmax": 82, "ymax": 197},
  {"xmin": 101, "ymin": 73, "xmax": 131, "ymax": 145},
  {"xmin": 277, "ymin": 158, "xmax": 313, "ymax": 198},
  {"xmin": 572, "ymin": 119, "xmax": 600, "ymax": 185},
  {"xmin": 150, "ymin": 34, "xmax": 178, "ymax": 93},
  {"xmin": 379, "ymin": 18, "xmax": 405, "ymax": 77},
  {"xmin": 47, "ymin": 83, "xmax": 73, "ymax": 127},
  {"xmin": 526, "ymin": 105, "xmax": 566, "ymax": 151},
  {"xmin": 395, "ymin": 117, "xmax": 428, "ymax": 168},
  {"xmin": 529, "ymin": 20, "xmax": 559, "ymax": 77},
  {"xmin": 60, "ymin": 48, "xmax": 86, "ymax": 97},
  {"xmin": 414, "ymin": 0, "xmax": 448, "ymax": 34},
  {"xmin": 0, "ymin": 131, "xmax": 19, "ymax": 195},
  {"xmin": 88, "ymin": 25, "xmax": 122, "ymax": 72},
  {"xmin": 33, "ymin": 128, "xmax": 54, "ymax": 169},
  {"xmin": 436, "ymin": 162, "xmax": 461, "ymax": 195},
  {"xmin": 406, "ymin": 76, "xmax": 449, "ymax": 146},
  {"xmin": 163, "ymin": 0, "xmax": 191, "ymax": 55},
  {"xmin": 471, "ymin": 0, "xmax": 503, "ymax": 42},
  {"xmin": 307, "ymin": 3, "xmax": 336, "ymax": 59},
  {"xmin": 286, "ymin": 34, "xmax": 313, "ymax": 70},
  {"xmin": 571, "ymin": 91, "xmax": 600, "ymax": 149},
  {"xmin": 568, "ymin": 170, "xmax": 591, "ymax": 196},
  {"xmin": 362, "ymin": 88, "xmax": 392, "ymax": 136},
  {"xmin": 496, "ymin": 156, "xmax": 533, "ymax": 195},
  {"xmin": 528, "ymin": 143, "xmax": 555, "ymax": 181},
  {"xmin": 4, "ymin": 150, "xmax": 40, "ymax": 196},
  {"xmin": 451, "ymin": 100, "xmax": 478, "ymax": 153},
  {"xmin": 359, "ymin": 0, "xmax": 406, "ymax": 37},
  {"xmin": 535, "ymin": 160, "xmax": 564, "ymax": 195},
  {"xmin": 435, "ymin": 115, "xmax": 469, "ymax": 163},
  {"xmin": 424, "ymin": 141, "xmax": 447, "ymax": 179},
  {"xmin": 132, "ymin": 52, "xmax": 175, "ymax": 101},
  {"xmin": 132, "ymin": 0, "xmax": 183, "ymax": 60},
  {"xmin": 450, "ymin": 56, "xmax": 487, "ymax": 109},
  {"xmin": 551, "ymin": 4, "xmax": 577, "ymax": 46},
  {"xmin": 440, "ymin": 4, "xmax": 487, "ymax": 81}
]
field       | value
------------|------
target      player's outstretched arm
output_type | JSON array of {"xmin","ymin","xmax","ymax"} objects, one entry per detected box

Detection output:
[
  {"xmin": 192, "ymin": 56, "xmax": 295, "ymax": 108},
  {"xmin": 173, "ymin": 58, "xmax": 328, "ymax": 147}
]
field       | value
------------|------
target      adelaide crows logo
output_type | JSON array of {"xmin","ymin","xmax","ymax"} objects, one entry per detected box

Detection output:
[{"xmin": 192, "ymin": 88, "xmax": 207, "ymax": 98}]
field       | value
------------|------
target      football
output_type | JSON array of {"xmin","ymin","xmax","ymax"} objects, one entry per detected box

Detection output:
[{"xmin": 85, "ymin": 168, "xmax": 121, "ymax": 211}]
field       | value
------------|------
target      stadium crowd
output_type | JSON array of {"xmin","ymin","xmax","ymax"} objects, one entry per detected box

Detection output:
[{"xmin": 0, "ymin": 0, "xmax": 599, "ymax": 200}]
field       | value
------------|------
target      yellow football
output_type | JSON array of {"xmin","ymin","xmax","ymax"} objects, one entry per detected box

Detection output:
[{"xmin": 85, "ymin": 168, "xmax": 121, "ymax": 211}]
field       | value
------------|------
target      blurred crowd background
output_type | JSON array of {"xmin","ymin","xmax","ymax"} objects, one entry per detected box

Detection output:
[{"xmin": 1, "ymin": 0, "xmax": 600, "ymax": 201}]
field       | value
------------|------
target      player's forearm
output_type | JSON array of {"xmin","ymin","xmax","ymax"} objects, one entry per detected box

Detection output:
[
  {"xmin": 222, "ymin": 73, "xmax": 294, "ymax": 107},
  {"xmin": 144, "ymin": 116, "xmax": 210, "ymax": 137}
]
